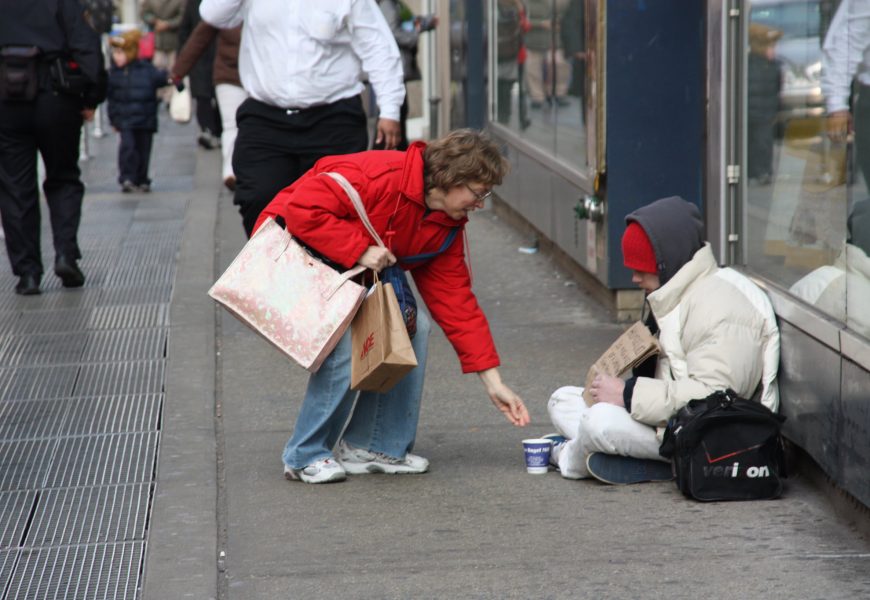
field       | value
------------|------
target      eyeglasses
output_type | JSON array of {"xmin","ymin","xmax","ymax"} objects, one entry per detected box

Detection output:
[{"xmin": 465, "ymin": 184, "xmax": 492, "ymax": 204}]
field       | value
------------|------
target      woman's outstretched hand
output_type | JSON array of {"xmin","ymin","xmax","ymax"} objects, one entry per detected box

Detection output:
[{"xmin": 478, "ymin": 368, "xmax": 530, "ymax": 426}]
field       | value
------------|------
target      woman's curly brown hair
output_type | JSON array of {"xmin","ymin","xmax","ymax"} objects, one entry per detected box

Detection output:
[{"xmin": 423, "ymin": 129, "xmax": 510, "ymax": 194}]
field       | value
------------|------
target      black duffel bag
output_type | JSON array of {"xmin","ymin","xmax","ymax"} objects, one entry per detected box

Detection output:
[{"xmin": 659, "ymin": 389, "xmax": 786, "ymax": 501}]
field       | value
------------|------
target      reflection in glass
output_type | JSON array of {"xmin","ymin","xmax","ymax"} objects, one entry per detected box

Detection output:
[
  {"xmin": 492, "ymin": 0, "xmax": 587, "ymax": 170},
  {"xmin": 745, "ymin": 0, "xmax": 859, "ymax": 335},
  {"xmin": 791, "ymin": 200, "xmax": 870, "ymax": 337},
  {"xmin": 495, "ymin": 0, "xmax": 527, "ymax": 127}
]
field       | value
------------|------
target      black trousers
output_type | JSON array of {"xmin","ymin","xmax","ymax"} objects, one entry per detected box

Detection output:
[
  {"xmin": 232, "ymin": 95, "xmax": 368, "ymax": 237},
  {"xmin": 0, "ymin": 91, "xmax": 84, "ymax": 277},
  {"xmin": 118, "ymin": 128, "xmax": 154, "ymax": 186},
  {"xmin": 195, "ymin": 95, "xmax": 222, "ymax": 136}
]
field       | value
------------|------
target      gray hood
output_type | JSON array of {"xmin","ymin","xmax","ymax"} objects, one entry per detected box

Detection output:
[{"xmin": 625, "ymin": 196, "xmax": 704, "ymax": 286}]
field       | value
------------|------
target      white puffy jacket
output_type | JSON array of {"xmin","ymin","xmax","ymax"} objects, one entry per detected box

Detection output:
[{"xmin": 631, "ymin": 243, "xmax": 781, "ymax": 432}]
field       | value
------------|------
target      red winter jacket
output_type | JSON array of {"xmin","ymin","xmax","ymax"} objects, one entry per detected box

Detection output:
[{"xmin": 254, "ymin": 142, "xmax": 500, "ymax": 374}]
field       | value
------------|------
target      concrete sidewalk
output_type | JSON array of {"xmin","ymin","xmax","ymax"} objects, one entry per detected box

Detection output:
[{"xmin": 141, "ymin": 122, "xmax": 870, "ymax": 600}]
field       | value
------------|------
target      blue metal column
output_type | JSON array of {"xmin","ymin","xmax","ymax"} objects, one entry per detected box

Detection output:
[{"xmin": 604, "ymin": 0, "xmax": 706, "ymax": 287}]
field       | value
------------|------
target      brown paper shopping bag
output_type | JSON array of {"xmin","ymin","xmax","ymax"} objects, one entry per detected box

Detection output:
[{"xmin": 351, "ymin": 278, "xmax": 418, "ymax": 393}]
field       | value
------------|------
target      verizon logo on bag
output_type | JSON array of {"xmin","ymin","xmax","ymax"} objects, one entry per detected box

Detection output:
[{"xmin": 659, "ymin": 389, "xmax": 787, "ymax": 501}]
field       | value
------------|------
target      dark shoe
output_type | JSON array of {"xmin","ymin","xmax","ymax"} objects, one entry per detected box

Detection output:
[
  {"xmin": 121, "ymin": 180, "xmax": 136, "ymax": 193},
  {"xmin": 54, "ymin": 255, "xmax": 85, "ymax": 288},
  {"xmin": 136, "ymin": 182, "xmax": 151, "ymax": 193},
  {"xmin": 15, "ymin": 273, "xmax": 41, "ymax": 295},
  {"xmin": 198, "ymin": 131, "xmax": 220, "ymax": 150},
  {"xmin": 586, "ymin": 453, "xmax": 673, "ymax": 485}
]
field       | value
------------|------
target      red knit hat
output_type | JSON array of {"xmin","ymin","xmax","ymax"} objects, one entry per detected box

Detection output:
[{"xmin": 622, "ymin": 222, "xmax": 657, "ymax": 273}]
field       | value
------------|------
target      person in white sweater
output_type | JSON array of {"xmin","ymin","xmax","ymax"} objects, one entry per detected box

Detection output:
[{"xmin": 548, "ymin": 196, "xmax": 781, "ymax": 484}]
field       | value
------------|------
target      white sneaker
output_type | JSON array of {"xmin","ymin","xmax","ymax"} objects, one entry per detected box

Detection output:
[
  {"xmin": 336, "ymin": 440, "xmax": 429, "ymax": 475},
  {"xmin": 283, "ymin": 457, "xmax": 346, "ymax": 484},
  {"xmin": 543, "ymin": 433, "xmax": 568, "ymax": 467}
]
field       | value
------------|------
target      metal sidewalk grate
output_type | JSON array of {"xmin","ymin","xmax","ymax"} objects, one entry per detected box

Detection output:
[
  {"xmin": 99, "ymin": 286, "xmax": 173, "ymax": 306},
  {"xmin": 116, "ymin": 245, "xmax": 178, "ymax": 268},
  {"xmin": 87, "ymin": 305, "xmax": 168, "ymax": 331},
  {"xmin": 0, "ymin": 550, "xmax": 17, "ymax": 597},
  {"xmin": 44, "ymin": 432, "xmax": 159, "ymax": 489},
  {"xmin": 61, "ymin": 395, "xmax": 162, "ymax": 437},
  {"xmin": 104, "ymin": 265, "xmax": 176, "ymax": 289},
  {"xmin": 0, "ymin": 111, "xmax": 191, "ymax": 599},
  {"xmin": 25, "ymin": 484, "xmax": 150, "ymax": 547},
  {"xmin": 73, "ymin": 361, "xmax": 165, "ymax": 397},
  {"xmin": 0, "ymin": 312, "xmax": 22, "ymax": 337},
  {"xmin": 12, "ymin": 309, "xmax": 93, "ymax": 335},
  {"xmin": 0, "ymin": 289, "xmax": 105, "ymax": 313},
  {"xmin": 0, "ymin": 491, "xmax": 36, "ymax": 548},
  {"xmin": 0, "ymin": 439, "xmax": 56, "ymax": 492},
  {"xmin": 0, "ymin": 399, "xmax": 70, "ymax": 442},
  {"xmin": 81, "ymin": 329, "xmax": 168, "ymax": 364},
  {"xmin": 0, "ymin": 366, "xmax": 79, "ymax": 402},
  {"xmin": 6, "ymin": 542, "xmax": 144, "ymax": 600},
  {"xmin": 0, "ymin": 333, "xmax": 88, "ymax": 367},
  {"xmin": 124, "ymin": 228, "xmax": 183, "ymax": 245}
]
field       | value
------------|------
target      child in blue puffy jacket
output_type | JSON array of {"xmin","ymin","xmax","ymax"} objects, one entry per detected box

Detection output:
[{"xmin": 107, "ymin": 30, "xmax": 168, "ymax": 193}]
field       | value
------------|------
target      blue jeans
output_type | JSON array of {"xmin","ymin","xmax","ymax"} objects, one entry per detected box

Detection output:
[{"xmin": 282, "ymin": 309, "xmax": 431, "ymax": 469}]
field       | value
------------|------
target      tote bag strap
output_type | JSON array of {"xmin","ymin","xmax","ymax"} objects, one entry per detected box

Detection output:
[
  {"xmin": 322, "ymin": 171, "xmax": 459, "ymax": 265},
  {"xmin": 320, "ymin": 172, "xmax": 385, "ymax": 248}
]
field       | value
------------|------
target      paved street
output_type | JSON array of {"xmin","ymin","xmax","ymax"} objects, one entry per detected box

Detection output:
[{"xmin": 0, "ymin": 116, "xmax": 867, "ymax": 599}]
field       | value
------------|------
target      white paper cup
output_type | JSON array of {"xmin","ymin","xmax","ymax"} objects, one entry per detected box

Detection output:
[{"xmin": 523, "ymin": 438, "xmax": 552, "ymax": 474}]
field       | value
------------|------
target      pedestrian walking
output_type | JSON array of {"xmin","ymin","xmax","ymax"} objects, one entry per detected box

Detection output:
[
  {"xmin": 0, "ymin": 0, "xmax": 107, "ymax": 295},
  {"xmin": 254, "ymin": 129, "xmax": 530, "ymax": 484},
  {"xmin": 139, "ymin": 0, "xmax": 183, "ymax": 103},
  {"xmin": 177, "ymin": 0, "xmax": 222, "ymax": 151},
  {"xmin": 375, "ymin": 0, "xmax": 437, "ymax": 150},
  {"xmin": 200, "ymin": 0, "xmax": 405, "ymax": 237},
  {"xmin": 172, "ymin": 21, "xmax": 244, "ymax": 190},
  {"xmin": 106, "ymin": 30, "xmax": 170, "ymax": 193}
]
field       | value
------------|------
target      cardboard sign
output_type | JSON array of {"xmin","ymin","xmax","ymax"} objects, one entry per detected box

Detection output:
[{"xmin": 583, "ymin": 321, "xmax": 660, "ymax": 406}]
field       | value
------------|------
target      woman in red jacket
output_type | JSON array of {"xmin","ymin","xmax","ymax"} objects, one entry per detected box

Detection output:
[{"xmin": 254, "ymin": 129, "xmax": 530, "ymax": 484}]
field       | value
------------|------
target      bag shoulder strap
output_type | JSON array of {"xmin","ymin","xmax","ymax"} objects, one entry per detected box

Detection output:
[
  {"xmin": 322, "ymin": 171, "xmax": 459, "ymax": 265},
  {"xmin": 320, "ymin": 172, "xmax": 385, "ymax": 248},
  {"xmin": 401, "ymin": 227, "xmax": 460, "ymax": 263}
]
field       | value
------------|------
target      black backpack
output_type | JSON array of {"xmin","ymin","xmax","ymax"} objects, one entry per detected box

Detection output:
[{"xmin": 659, "ymin": 389, "xmax": 786, "ymax": 501}]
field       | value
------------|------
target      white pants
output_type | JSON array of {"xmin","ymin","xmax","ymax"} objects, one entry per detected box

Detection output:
[
  {"xmin": 547, "ymin": 386, "xmax": 666, "ymax": 479},
  {"xmin": 214, "ymin": 83, "xmax": 248, "ymax": 181}
]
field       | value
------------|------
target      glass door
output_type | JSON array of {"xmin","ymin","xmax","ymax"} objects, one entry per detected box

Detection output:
[{"xmin": 740, "ymin": 0, "xmax": 869, "ymax": 340}]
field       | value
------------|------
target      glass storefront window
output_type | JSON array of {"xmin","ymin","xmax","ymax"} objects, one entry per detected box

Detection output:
[
  {"xmin": 746, "ymin": 0, "xmax": 869, "ymax": 340},
  {"xmin": 492, "ymin": 0, "xmax": 587, "ymax": 170}
]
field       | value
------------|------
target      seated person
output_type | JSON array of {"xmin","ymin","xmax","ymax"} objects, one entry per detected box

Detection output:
[{"xmin": 547, "ymin": 196, "xmax": 781, "ymax": 484}]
